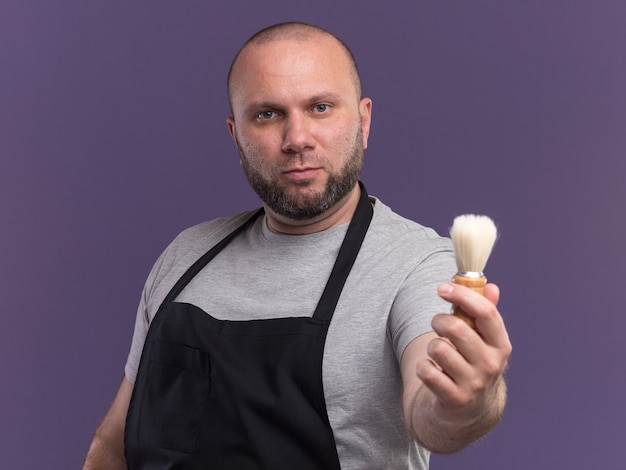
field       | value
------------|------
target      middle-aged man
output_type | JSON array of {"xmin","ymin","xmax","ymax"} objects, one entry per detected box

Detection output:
[{"xmin": 84, "ymin": 21, "xmax": 512, "ymax": 470}]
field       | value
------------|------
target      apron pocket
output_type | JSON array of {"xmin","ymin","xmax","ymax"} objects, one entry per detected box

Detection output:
[{"xmin": 138, "ymin": 340, "xmax": 211, "ymax": 454}]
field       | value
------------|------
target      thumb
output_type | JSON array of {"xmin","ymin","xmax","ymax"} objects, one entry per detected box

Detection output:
[{"xmin": 484, "ymin": 283, "xmax": 500, "ymax": 306}]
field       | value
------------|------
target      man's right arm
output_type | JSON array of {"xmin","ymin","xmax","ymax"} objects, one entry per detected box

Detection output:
[{"xmin": 83, "ymin": 377, "xmax": 134, "ymax": 470}]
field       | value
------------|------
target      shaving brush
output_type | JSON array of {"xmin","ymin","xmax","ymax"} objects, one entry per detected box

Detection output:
[{"xmin": 449, "ymin": 214, "xmax": 498, "ymax": 329}]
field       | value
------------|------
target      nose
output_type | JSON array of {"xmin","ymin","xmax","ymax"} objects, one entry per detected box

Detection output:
[{"xmin": 281, "ymin": 114, "xmax": 315, "ymax": 154}]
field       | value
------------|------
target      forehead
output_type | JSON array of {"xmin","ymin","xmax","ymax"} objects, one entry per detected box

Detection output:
[{"xmin": 229, "ymin": 36, "xmax": 357, "ymax": 110}]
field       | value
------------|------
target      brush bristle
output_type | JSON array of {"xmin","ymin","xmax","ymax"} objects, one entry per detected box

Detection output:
[{"xmin": 449, "ymin": 214, "xmax": 497, "ymax": 273}]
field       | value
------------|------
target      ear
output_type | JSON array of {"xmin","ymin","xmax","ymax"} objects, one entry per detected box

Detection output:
[
  {"xmin": 226, "ymin": 116, "xmax": 237, "ymax": 146},
  {"xmin": 359, "ymin": 98, "xmax": 373, "ymax": 149},
  {"xmin": 226, "ymin": 116, "xmax": 244, "ymax": 166}
]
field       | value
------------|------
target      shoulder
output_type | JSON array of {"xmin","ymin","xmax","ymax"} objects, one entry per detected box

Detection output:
[
  {"xmin": 368, "ymin": 197, "xmax": 452, "ymax": 254},
  {"xmin": 142, "ymin": 209, "xmax": 261, "ymax": 299},
  {"xmin": 352, "ymin": 196, "xmax": 455, "ymax": 294}
]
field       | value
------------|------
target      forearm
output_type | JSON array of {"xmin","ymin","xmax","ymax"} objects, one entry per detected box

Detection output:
[
  {"xmin": 84, "ymin": 381, "xmax": 133, "ymax": 469},
  {"xmin": 83, "ymin": 424, "xmax": 127, "ymax": 470},
  {"xmin": 84, "ymin": 377, "xmax": 133, "ymax": 469},
  {"xmin": 407, "ymin": 376, "xmax": 507, "ymax": 454}
]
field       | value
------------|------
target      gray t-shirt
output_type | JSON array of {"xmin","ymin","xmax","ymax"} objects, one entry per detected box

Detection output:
[{"xmin": 125, "ymin": 197, "xmax": 455, "ymax": 469}]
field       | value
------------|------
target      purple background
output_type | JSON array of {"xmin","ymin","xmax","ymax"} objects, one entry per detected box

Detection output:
[{"xmin": 2, "ymin": 1, "xmax": 625, "ymax": 468}]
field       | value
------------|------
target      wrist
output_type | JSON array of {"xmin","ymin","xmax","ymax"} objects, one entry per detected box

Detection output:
[{"xmin": 411, "ymin": 377, "xmax": 507, "ymax": 454}]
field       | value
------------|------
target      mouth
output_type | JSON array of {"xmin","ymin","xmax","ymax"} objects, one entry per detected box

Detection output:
[{"xmin": 283, "ymin": 167, "xmax": 321, "ymax": 181}]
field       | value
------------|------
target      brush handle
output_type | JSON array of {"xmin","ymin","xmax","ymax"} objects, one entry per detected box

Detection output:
[{"xmin": 451, "ymin": 274, "xmax": 486, "ymax": 329}]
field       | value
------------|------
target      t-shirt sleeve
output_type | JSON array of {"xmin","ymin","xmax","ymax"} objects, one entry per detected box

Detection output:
[
  {"xmin": 124, "ymin": 290, "xmax": 149, "ymax": 384},
  {"xmin": 388, "ymin": 242, "xmax": 456, "ymax": 362},
  {"xmin": 123, "ymin": 246, "xmax": 171, "ymax": 384}
]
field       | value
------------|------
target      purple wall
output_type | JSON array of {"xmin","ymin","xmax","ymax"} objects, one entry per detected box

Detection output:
[{"xmin": 2, "ymin": 1, "xmax": 625, "ymax": 468}]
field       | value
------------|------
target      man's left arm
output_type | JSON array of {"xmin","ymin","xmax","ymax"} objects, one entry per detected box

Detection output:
[{"xmin": 401, "ymin": 282, "xmax": 512, "ymax": 454}]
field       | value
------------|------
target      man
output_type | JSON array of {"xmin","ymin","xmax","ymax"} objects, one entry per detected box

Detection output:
[{"xmin": 84, "ymin": 22, "xmax": 511, "ymax": 469}]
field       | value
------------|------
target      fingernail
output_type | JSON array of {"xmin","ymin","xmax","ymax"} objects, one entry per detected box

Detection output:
[{"xmin": 438, "ymin": 283, "xmax": 454, "ymax": 295}]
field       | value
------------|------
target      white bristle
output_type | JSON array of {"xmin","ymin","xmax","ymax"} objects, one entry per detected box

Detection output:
[{"xmin": 449, "ymin": 214, "xmax": 498, "ymax": 274}]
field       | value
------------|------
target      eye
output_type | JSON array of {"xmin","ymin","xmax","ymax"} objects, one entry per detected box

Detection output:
[
  {"xmin": 256, "ymin": 110, "xmax": 277, "ymax": 120},
  {"xmin": 313, "ymin": 103, "xmax": 330, "ymax": 113}
]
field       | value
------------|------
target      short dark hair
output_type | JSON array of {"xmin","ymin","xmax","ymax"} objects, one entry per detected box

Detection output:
[{"xmin": 227, "ymin": 22, "xmax": 362, "ymax": 111}]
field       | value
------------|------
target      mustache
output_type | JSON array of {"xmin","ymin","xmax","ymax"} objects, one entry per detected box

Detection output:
[
  {"xmin": 237, "ymin": 147, "xmax": 327, "ymax": 171},
  {"xmin": 280, "ymin": 154, "xmax": 326, "ymax": 167}
]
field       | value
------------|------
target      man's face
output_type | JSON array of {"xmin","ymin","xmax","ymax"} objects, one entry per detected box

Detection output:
[{"xmin": 227, "ymin": 35, "xmax": 372, "ymax": 221}]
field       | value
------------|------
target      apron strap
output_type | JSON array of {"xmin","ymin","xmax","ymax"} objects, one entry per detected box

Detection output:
[
  {"xmin": 312, "ymin": 181, "xmax": 373, "ymax": 322},
  {"xmin": 155, "ymin": 181, "xmax": 373, "ymax": 321},
  {"xmin": 155, "ymin": 208, "xmax": 264, "ymax": 314}
]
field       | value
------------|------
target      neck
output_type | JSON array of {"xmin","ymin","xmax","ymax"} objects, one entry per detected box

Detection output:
[{"xmin": 264, "ymin": 184, "xmax": 361, "ymax": 235}]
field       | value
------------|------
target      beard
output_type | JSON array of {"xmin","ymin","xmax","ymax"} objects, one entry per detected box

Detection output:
[{"xmin": 237, "ymin": 128, "xmax": 364, "ymax": 220}]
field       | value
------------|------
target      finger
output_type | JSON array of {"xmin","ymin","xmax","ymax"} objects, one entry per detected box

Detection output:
[
  {"xmin": 431, "ymin": 313, "xmax": 486, "ymax": 367},
  {"xmin": 438, "ymin": 282, "xmax": 499, "ymax": 309},
  {"xmin": 426, "ymin": 336, "xmax": 471, "ymax": 383},
  {"xmin": 415, "ymin": 354, "xmax": 480, "ymax": 408},
  {"xmin": 438, "ymin": 283, "xmax": 510, "ymax": 351},
  {"xmin": 414, "ymin": 356, "xmax": 458, "ymax": 403},
  {"xmin": 431, "ymin": 317, "xmax": 509, "ymax": 381},
  {"xmin": 430, "ymin": 314, "xmax": 510, "ymax": 408}
]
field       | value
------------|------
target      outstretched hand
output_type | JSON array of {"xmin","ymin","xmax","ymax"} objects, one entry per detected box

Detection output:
[
  {"xmin": 403, "ymin": 282, "xmax": 511, "ymax": 453},
  {"xmin": 416, "ymin": 282, "xmax": 511, "ymax": 414}
]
